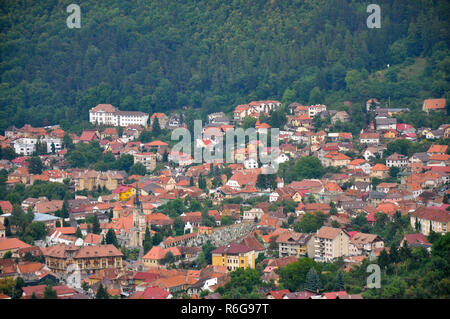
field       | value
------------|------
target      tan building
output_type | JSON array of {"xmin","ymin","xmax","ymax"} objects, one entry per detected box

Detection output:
[
  {"xmin": 133, "ymin": 152, "xmax": 157, "ymax": 172},
  {"xmin": 42, "ymin": 244, "xmax": 123, "ymax": 273},
  {"xmin": 314, "ymin": 226, "xmax": 349, "ymax": 262},
  {"xmin": 410, "ymin": 207, "xmax": 449, "ymax": 236},
  {"xmin": 370, "ymin": 164, "xmax": 389, "ymax": 179},
  {"xmin": 71, "ymin": 170, "xmax": 125, "ymax": 191}
]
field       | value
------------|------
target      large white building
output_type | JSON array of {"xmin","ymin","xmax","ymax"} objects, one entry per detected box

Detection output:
[
  {"xmin": 13, "ymin": 137, "xmax": 62, "ymax": 155},
  {"xmin": 89, "ymin": 104, "xmax": 149, "ymax": 127}
]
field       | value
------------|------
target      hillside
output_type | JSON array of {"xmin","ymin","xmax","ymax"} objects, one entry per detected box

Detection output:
[{"xmin": 0, "ymin": 0, "xmax": 449, "ymax": 133}]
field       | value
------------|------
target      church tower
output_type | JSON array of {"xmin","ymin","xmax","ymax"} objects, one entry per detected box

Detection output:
[{"xmin": 130, "ymin": 186, "xmax": 147, "ymax": 247}]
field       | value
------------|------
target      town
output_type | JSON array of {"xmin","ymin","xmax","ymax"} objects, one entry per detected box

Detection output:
[{"xmin": 0, "ymin": 97, "xmax": 448, "ymax": 300}]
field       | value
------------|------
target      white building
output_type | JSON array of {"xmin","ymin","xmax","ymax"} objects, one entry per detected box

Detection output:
[
  {"xmin": 13, "ymin": 138, "xmax": 37, "ymax": 155},
  {"xmin": 89, "ymin": 104, "xmax": 149, "ymax": 127}
]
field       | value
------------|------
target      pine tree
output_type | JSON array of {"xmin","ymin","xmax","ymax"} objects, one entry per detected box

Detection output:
[
  {"xmin": 92, "ymin": 215, "xmax": 101, "ymax": 235},
  {"xmin": 305, "ymin": 267, "xmax": 322, "ymax": 293},
  {"xmin": 95, "ymin": 284, "xmax": 109, "ymax": 299},
  {"xmin": 152, "ymin": 117, "xmax": 161, "ymax": 137},
  {"xmin": 143, "ymin": 226, "xmax": 152, "ymax": 254},
  {"xmin": 335, "ymin": 271, "xmax": 345, "ymax": 291},
  {"xmin": 75, "ymin": 227, "xmax": 83, "ymax": 238},
  {"xmin": 105, "ymin": 228, "xmax": 119, "ymax": 248},
  {"xmin": 189, "ymin": 176, "xmax": 194, "ymax": 186},
  {"xmin": 61, "ymin": 199, "xmax": 69, "ymax": 219}
]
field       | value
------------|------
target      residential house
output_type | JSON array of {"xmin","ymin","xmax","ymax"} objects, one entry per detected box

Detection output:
[
  {"xmin": 276, "ymin": 232, "xmax": 315, "ymax": 258},
  {"xmin": 375, "ymin": 117, "xmax": 397, "ymax": 131},
  {"xmin": 370, "ymin": 164, "xmax": 389, "ymax": 179},
  {"xmin": 422, "ymin": 98, "xmax": 446, "ymax": 113},
  {"xmin": 348, "ymin": 232, "xmax": 384, "ymax": 257},
  {"xmin": 386, "ymin": 153, "xmax": 408, "ymax": 168}
]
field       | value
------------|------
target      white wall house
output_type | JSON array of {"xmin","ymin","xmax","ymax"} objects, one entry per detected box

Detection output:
[{"xmin": 89, "ymin": 104, "xmax": 149, "ymax": 127}]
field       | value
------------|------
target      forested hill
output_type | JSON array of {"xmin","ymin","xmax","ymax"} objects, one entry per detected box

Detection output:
[{"xmin": 0, "ymin": 0, "xmax": 449, "ymax": 132}]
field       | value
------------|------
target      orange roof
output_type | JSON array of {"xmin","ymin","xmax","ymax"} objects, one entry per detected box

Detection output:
[
  {"xmin": 325, "ymin": 182, "xmax": 343, "ymax": 192},
  {"xmin": 371, "ymin": 164, "xmax": 389, "ymax": 171},
  {"xmin": 0, "ymin": 238, "xmax": 32, "ymax": 251},
  {"xmin": 429, "ymin": 154, "xmax": 450, "ymax": 161},
  {"xmin": 146, "ymin": 140, "xmax": 169, "ymax": 147},
  {"xmin": 349, "ymin": 158, "xmax": 366, "ymax": 166},
  {"xmin": 427, "ymin": 145, "xmax": 448, "ymax": 154},
  {"xmin": 424, "ymin": 98, "xmax": 446, "ymax": 110},
  {"xmin": 18, "ymin": 262, "xmax": 44, "ymax": 274},
  {"xmin": 376, "ymin": 202, "xmax": 398, "ymax": 215},
  {"xmin": 55, "ymin": 227, "xmax": 77, "ymax": 235}
]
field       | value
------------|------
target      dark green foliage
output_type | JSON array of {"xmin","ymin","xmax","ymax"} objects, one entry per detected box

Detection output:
[
  {"xmin": 92, "ymin": 215, "xmax": 101, "ymax": 235},
  {"xmin": 95, "ymin": 284, "xmax": 109, "ymax": 299},
  {"xmin": 143, "ymin": 226, "xmax": 152, "ymax": 254},
  {"xmin": 129, "ymin": 162, "xmax": 147, "ymax": 176},
  {"xmin": 0, "ymin": 1, "xmax": 448, "ymax": 133},
  {"xmin": 335, "ymin": 271, "xmax": 346, "ymax": 291},
  {"xmin": 294, "ymin": 212, "xmax": 327, "ymax": 233},
  {"xmin": 279, "ymin": 258, "xmax": 320, "ymax": 292},
  {"xmin": 28, "ymin": 156, "xmax": 43, "ymax": 175},
  {"xmin": 105, "ymin": 228, "xmax": 119, "ymax": 248},
  {"xmin": 43, "ymin": 286, "xmax": 57, "ymax": 299},
  {"xmin": 305, "ymin": 267, "xmax": 322, "ymax": 293},
  {"xmin": 217, "ymin": 268, "xmax": 265, "ymax": 299}
]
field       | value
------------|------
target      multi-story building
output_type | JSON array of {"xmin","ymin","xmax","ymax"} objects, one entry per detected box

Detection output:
[
  {"xmin": 314, "ymin": 226, "xmax": 350, "ymax": 262},
  {"xmin": 348, "ymin": 232, "xmax": 384, "ymax": 256},
  {"xmin": 410, "ymin": 207, "xmax": 449, "ymax": 236},
  {"xmin": 71, "ymin": 169, "xmax": 126, "ymax": 191},
  {"xmin": 42, "ymin": 244, "xmax": 123, "ymax": 273},
  {"xmin": 211, "ymin": 243, "xmax": 255, "ymax": 271},
  {"xmin": 89, "ymin": 104, "xmax": 149, "ymax": 127},
  {"xmin": 133, "ymin": 152, "xmax": 157, "ymax": 172},
  {"xmin": 276, "ymin": 232, "xmax": 315, "ymax": 258},
  {"xmin": 386, "ymin": 152, "xmax": 408, "ymax": 168}
]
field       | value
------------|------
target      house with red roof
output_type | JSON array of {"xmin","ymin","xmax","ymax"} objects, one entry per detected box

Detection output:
[
  {"xmin": 79, "ymin": 130, "xmax": 100, "ymax": 143},
  {"xmin": 400, "ymin": 233, "xmax": 432, "ymax": 250},
  {"xmin": 422, "ymin": 98, "xmax": 446, "ymax": 113}
]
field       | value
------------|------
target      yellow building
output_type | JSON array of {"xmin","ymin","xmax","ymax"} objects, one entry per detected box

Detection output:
[
  {"xmin": 113, "ymin": 185, "xmax": 135, "ymax": 202},
  {"xmin": 211, "ymin": 243, "xmax": 255, "ymax": 271}
]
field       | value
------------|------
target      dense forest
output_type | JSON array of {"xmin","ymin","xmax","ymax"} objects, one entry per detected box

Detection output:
[{"xmin": 0, "ymin": 0, "xmax": 449, "ymax": 133}]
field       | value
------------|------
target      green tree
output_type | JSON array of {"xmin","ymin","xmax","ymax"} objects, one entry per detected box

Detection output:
[
  {"xmin": 152, "ymin": 117, "xmax": 161, "ymax": 137},
  {"xmin": 129, "ymin": 162, "xmax": 147, "ymax": 176},
  {"xmin": 92, "ymin": 215, "xmax": 101, "ymax": 235},
  {"xmin": 43, "ymin": 285, "xmax": 57, "ymax": 299},
  {"xmin": 28, "ymin": 156, "xmax": 43, "ymax": 174},
  {"xmin": 163, "ymin": 251, "xmax": 175, "ymax": 264},
  {"xmin": 95, "ymin": 284, "xmax": 109, "ymax": 299},
  {"xmin": 75, "ymin": 227, "xmax": 83, "ymax": 238},
  {"xmin": 105, "ymin": 228, "xmax": 119, "ymax": 248},
  {"xmin": 305, "ymin": 267, "xmax": 322, "ymax": 293},
  {"xmin": 143, "ymin": 226, "xmax": 153, "ymax": 254},
  {"xmin": 279, "ymin": 258, "xmax": 320, "ymax": 292},
  {"xmin": 335, "ymin": 271, "xmax": 346, "ymax": 291}
]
